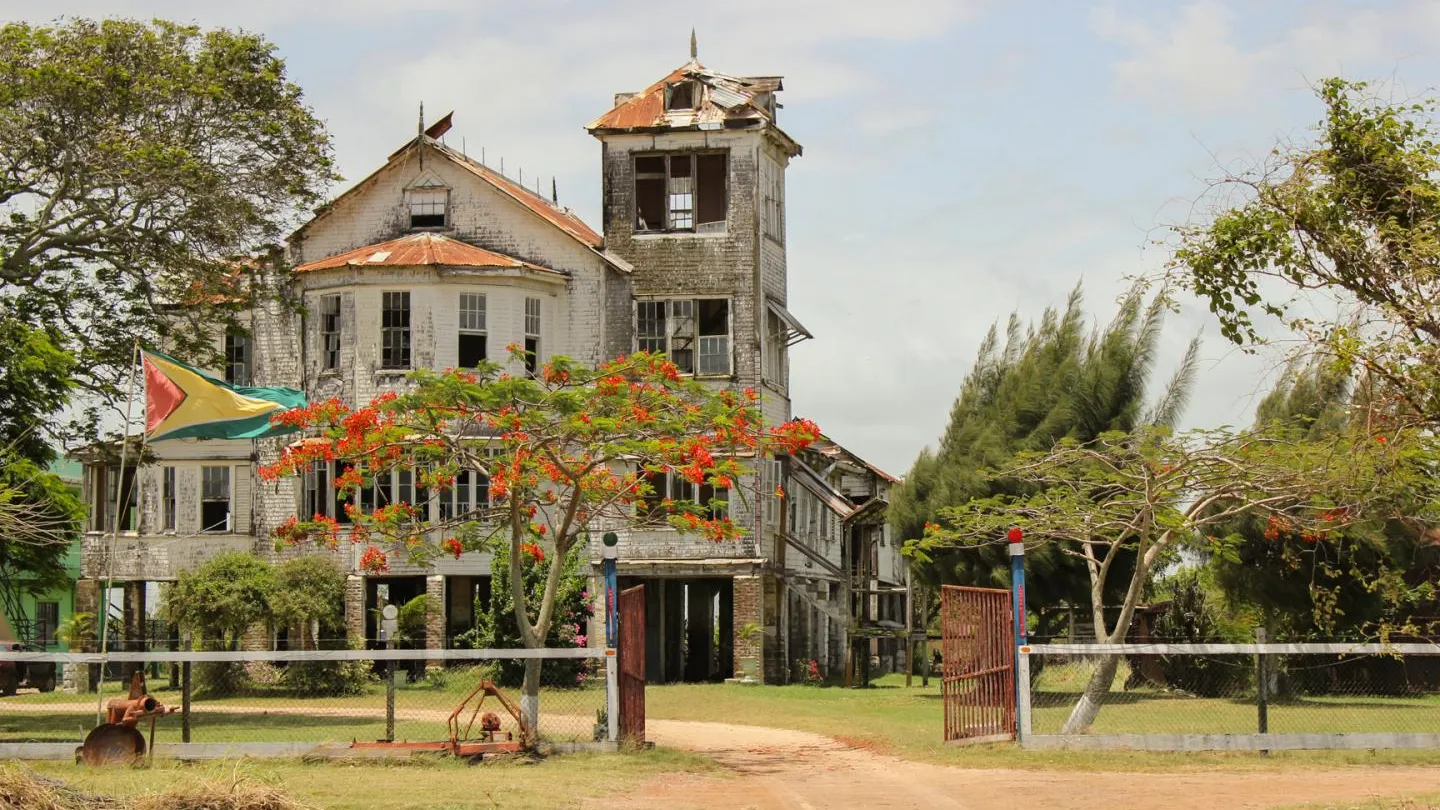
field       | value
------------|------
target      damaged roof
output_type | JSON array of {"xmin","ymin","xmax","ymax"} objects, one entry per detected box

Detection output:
[
  {"xmin": 586, "ymin": 60, "xmax": 801, "ymax": 156},
  {"xmin": 293, "ymin": 232, "xmax": 560, "ymax": 276},
  {"xmin": 806, "ymin": 433, "xmax": 901, "ymax": 484}
]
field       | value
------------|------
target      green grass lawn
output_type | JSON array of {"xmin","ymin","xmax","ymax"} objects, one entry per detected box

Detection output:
[
  {"xmin": 644, "ymin": 673, "xmax": 1440, "ymax": 772},
  {"xmin": 15, "ymin": 748, "xmax": 717, "ymax": 810}
]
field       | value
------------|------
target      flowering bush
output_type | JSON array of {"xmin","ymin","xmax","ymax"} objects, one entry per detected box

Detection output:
[{"xmin": 794, "ymin": 658, "xmax": 822, "ymax": 685}]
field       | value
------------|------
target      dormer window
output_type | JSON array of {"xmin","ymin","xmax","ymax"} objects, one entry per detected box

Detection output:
[
  {"xmin": 407, "ymin": 187, "xmax": 448, "ymax": 228},
  {"xmin": 665, "ymin": 81, "xmax": 695, "ymax": 111}
]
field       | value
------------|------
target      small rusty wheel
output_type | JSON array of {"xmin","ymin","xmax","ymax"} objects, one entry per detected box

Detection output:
[{"xmin": 80, "ymin": 723, "xmax": 146, "ymax": 765}]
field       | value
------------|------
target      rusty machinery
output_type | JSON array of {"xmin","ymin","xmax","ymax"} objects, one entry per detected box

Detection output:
[
  {"xmin": 351, "ymin": 678, "xmax": 530, "ymax": 758},
  {"xmin": 77, "ymin": 671, "xmax": 173, "ymax": 765}
]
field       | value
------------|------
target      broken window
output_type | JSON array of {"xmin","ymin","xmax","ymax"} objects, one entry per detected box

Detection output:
[
  {"xmin": 100, "ymin": 464, "xmax": 137, "ymax": 533},
  {"xmin": 634, "ymin": 298, "xmax": 729, "ymax": 376},
  {"xmin": 762, "ymin": 157, "xmax": 785, "ymax": 243},
  {"xmin": 458, "ymin": 293, "xmax": 486, "ymax": 368},
  {"xmin": 765, "ymin": 310, "xmax": 787, "ymax": 386},
  {"xmin": 381, "ymin": 291, "xmax": 411, "ymax": 370},
  {"xmin": 638, "ymin": 469, "xmax": 729, "ymax": 520},
  {"xmin": 320, "ymin": 294, "xmax": 341, "ymax": 372},
  {"xmin": 524, "ymin": 297, "xmax": 541, "ymax": 377},
  {"xmin": 633, "ymin": 152, "xmax": 727, "ymax": 233},
  {"xmin": 407, "ymin": 188, "xmax": 448, "ymax": 228},
  {"xmin": 201, "ymin": 466, "xmax": 230, "ymax": 532},
  {"xmin": 665, "ymin": 81, "xmax": 695, "ymax": 111},
  {"xmin": 303, "ymin": 460, "xmax": 328, "ymax": 520},
  {"xmin": 225, "ymin": 332, "xmax": 250, "ymax": 386},
  {"xmin": 162, "ymin": 466, "xmax": 176, "ymax": 531}
]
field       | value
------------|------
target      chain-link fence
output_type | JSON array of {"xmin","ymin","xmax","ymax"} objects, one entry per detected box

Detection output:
[
  {"xmin": 0, "ymin": 649, "xmax": 611, "ymax": 754},
  {"xmin": 1020, "ymin": 642, "xmax": 1440, "ymax": 749}
]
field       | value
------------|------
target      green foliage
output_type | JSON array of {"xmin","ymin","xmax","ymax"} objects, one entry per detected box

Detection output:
[
  {"xmin": 1172, "ymin": 78, "xmax": 1440, "ymax": 426},
  {"xmin": 460, "ymin": 542, "xmax": 593, "ymax": 688},
  {"xmin": 1138, "ymin": 568, "xmax": 1251, "ymax": 697},
  {"xmin": 164, "ymin": 553, "xmax": 276, "ymax": 651},
  {"xmin": 280, "ymin": 653, "xmax": 374, "ymax": 697},
  {"xmin": 892, "ymin": 282, "xmax": 1198, "ymax": 629},
  {"xmin": 397, "ymin": 594, "xmax": 431, "ymax": 645},
  {"xmin": 270, "ymin": 556, "xmax": 346, "ymax": 643},
  {"xmin": 0, "ymin": 17, "xmax": 336, "ymax": 435}
]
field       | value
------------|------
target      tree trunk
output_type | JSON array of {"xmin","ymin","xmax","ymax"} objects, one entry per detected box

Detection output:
[
  {"xmin": 521, "ymin": 657, "xmax": 541, "ymax": 743},
  {"xmin": 1060, "ymin": 652, "xmax": 1120, "ymax": 734}
]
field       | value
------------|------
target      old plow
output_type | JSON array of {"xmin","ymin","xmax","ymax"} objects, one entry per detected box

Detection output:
[{"xmin": 350, "ymin": 678, "xmax": 530, "ymax": 758}]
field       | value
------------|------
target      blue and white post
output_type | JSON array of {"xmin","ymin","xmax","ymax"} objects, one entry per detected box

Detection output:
[
  {"xmin": 1007, "ymin": 527, "xmax": 1029, "ymax": 742},
  {"xmin": 602, "ymin": 531, "xmax": 620, "ymax": 742}
]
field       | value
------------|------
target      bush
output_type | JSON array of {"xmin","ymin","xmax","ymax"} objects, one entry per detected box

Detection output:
[
  {"xmin": 1134, "ymin": 567, "xmax": 1251, "ymax": 697},
  {"xmin": 194, "ymin": 660, "xmax": 248, "ymax": 698},
  {"xmin": 458, "ymin": 542, "xmax": 593, "ymax": 688},
  {"xmin": 280, "ymin": 658, "xmax": 373, "ymax": 697}
]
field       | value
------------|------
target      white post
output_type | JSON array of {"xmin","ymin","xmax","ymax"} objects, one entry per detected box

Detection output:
[
  {"xmin": 605, "ymin": 649, "xmax": 619, "ymax": 742},
  {"xmin": 1016, "ymin": 646, "xmax": 1032, "ymax": 744}
]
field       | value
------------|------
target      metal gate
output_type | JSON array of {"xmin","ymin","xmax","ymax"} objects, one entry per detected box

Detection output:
[
  {"xmin": 941, "ymin": 585, "xmax": 1015, "ymax": 744},
  {"xmin": 617, "ymin": 584, "xmax": 646, "ymax": 743}
]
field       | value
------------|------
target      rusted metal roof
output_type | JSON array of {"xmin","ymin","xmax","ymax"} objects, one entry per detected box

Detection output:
[
  {"xmin": 807, "ymin": 434, "xmax": 901, "ymax": 484},
  {"xmin": 293, "ymin": 233, "xmax": 560, "ymax": 275},
  {"xmin": 428, "ymin": 139, "xmax": 603, "ymax": 248},
  {"xmin": 586, "ymin": 60, "xmax": 798, "ymax": 155}
]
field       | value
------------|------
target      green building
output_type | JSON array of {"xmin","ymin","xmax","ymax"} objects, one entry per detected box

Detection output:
[{"xmin": 0, "ymin": 458, "xmax": 83, "ymax": 651}]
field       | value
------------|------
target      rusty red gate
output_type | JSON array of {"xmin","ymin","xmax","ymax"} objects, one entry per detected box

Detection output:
[
  {"xmin": 940, "ymin": 585, "xmax": 1015, "ymax": 744},
  {"xmin": 617, "ymin": 584, "xmax": 646, "ymax": 743}
]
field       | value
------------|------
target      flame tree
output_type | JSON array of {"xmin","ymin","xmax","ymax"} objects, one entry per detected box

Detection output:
[{"xmin": 260, "ymin": 349, "xmax": 819, "ymax": 723}]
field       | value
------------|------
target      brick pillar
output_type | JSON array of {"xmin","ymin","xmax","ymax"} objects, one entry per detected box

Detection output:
[
  {"xmin": 73, "ymin": 579, "xmax": 100, "ymax": 692},
  {"xmin": 731, "ymin": 575, "xmax": 762, "ymax": 682},
  {"xmin": 121, "ymin": 581, "xmax": 146, "ymax": 680},
  {"xmin": 344, "ymin": 575, "xmax": 366, "ymax": 644},
  {"xmin": 240, "ymin": 623, "xmax": 270, "ymax": 652},
  {"xmin": 425, "ymin": 575, "xmax": 445, "ymax": 669}
]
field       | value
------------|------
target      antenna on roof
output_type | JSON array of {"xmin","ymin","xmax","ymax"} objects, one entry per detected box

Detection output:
[
  {"xmin": 552, "ymin": 177, "xmax": 558, "ymax": 204},
  {"xmin": 481, "ymin": 147, "xmax": 486, "ymax": 166},
  {"xmin": 690, "ymin": 27, "xmax": 697, "ymax": 60},
  {"xmin": 461, "ymin": 137, "xmax": 466, "ymax": 158},
  {"xmin": 417, "ymin": 101, "xmax": 425, "ymax": 170}
]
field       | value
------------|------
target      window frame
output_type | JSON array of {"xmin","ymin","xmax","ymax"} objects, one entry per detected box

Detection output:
[
  {"xmin": 524, "ymin": 296, "xmax": 541, "ymax": 376},
  {"xmin": 380, "ymin": 291, "xmax": 412, "ymax": 371},
  {"xmin": 320, "ymin": 294, "xmax": 341, "ymax": 372},
  {"xmin": 406, "ymin": 187, "xmax": 449, "ymax": 229},
  {"xmin": 200, "ymin": 465, "xmax": 231, "ymax": 533},
  {"xmin": 162, "ymin": 466, "xmax": 176, "ymax": 532},
  {"xmin": 634, "ymin": 297, "xmax": 732, "ymax": 377},
  {"xmin": 638, "ymin": 468, "xmax": 729, "ymax": 521},
  {"xmin": 224, "ymin": 331, "xmax": 250, "ymax": 386},
  {"xmin": 633, "ymin": 151, "xmax": 728, "ymax": 234},
  {"xmin": 458, "ymin": 293, "xmax": 487, "ymax": 369},
  {"xmin": 33, "ymin": 601, "xmax": 59, "ymax": 647}
]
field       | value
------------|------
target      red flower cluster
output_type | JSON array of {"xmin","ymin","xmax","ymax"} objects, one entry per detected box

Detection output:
[
  {"xmin": 520, "ymin": 542, "xmax": 545, "ymax": 564},
  {"xmin": 442, "ymin": 537, "xmax": 464, "ymax": 559},
  {"xmin": 359, "ymin": 545, "xmax": 390, "ymax": 573}
]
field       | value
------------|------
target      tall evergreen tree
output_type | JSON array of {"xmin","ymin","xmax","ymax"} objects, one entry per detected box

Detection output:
[{"xmin": 892, "ymin": 283, "xmax": 1199, "ymax": 635}]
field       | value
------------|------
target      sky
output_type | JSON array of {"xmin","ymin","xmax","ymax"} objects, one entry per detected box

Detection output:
[{"xmin": 9, "ymin": 0, "xmax": 1440, "ymax": 475}]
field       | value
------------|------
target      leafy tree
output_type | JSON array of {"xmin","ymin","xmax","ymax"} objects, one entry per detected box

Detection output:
[
  {"xmin": 461, "ymin": 541, "xmax": 592, "ymax": 688},
  {"xmin": 0, "ymin": 321, "xmax": 81, "ymax": 602},
  {"xmin": 891, "ymin": 283, "xmax": 1198, "ymax": 635},
  {"xmin": 910, "ymin": 425, "xmax": 1434, "ymax": 731},
  {"xmin": 270, "ymin": 556, "xmax": 346, "ymax": 648},
  {"xmin": 164, "ymin": 552, "xmax": 276, "ymax": 651},
  {"xmin": 0, "ymin": 18, "xmax": 336, "ymax": 435},
  {"xmin": 1171, "ymin": 78, "xmax": 1440, "ymax": 428},
  {"xmin": 1207, "ymin": 362, "xmax": 1440, "ymax": 640},
  {"xmin": 260, "ymin": 349, "xmax": 820, "ymax": 724}
]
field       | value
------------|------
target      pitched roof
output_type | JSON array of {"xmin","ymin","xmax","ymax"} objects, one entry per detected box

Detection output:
[
  {"xmin": 807, "ymin": 433, "xmax": 901, "ymax": 484},
  {"xmin": 586, "ymin": 60, "xmax": 801, "ymax": 156},
  {"xmin": 293, "ymin": 232, "xmax": 560, "ymax": 275},
  {"xmin": 291, "ymin": 122, "xmax": 625, "ymax": 269}
]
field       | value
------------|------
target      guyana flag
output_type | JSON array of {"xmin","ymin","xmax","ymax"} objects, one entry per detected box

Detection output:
[{"xmin": 143, "ymin": 349, "xmax": 307, "ymax": 442}]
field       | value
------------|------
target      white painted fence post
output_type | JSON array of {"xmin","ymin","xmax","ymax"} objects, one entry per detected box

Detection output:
[
  {"xmin": 606, "ymin": 649, "xmax": 619, "ymax": 742},
  {"xmin": 1017, "ymin": 646, "xmax": 1032, "ymax": 745}
]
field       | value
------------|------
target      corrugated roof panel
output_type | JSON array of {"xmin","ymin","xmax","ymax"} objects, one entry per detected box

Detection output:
[{"xmin": 294, "ymin": 233, "xmax": 556, "ymax": 275}]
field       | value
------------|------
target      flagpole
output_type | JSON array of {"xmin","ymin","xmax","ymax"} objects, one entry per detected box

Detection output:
[{"xmin": 96, "ymin": 340, "xmax": 142, "ymax": 723}]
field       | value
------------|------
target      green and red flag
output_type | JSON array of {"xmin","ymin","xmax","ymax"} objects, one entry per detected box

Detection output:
[{"xmin": 143, "ymin": 349, "xmax": 306, "ymax": 442}]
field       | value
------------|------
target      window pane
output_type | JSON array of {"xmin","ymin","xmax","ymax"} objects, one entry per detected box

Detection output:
[
  {"xmin": 524, "ymin": 297, "xmax": 541, "ymax": 336},
  {"xmin": 459, "ymin": 333, "xmax": 486, "ymax": 368},
  {"xmin": 459, "ymin": 294, "xmax": 486, "ymax": 332},
  {"xmin": 381, "ymin": 292, "xmax": 411, "ymax": 369},
  {"xmin": 225, "ymin": 333, "xmax": 249, "ymax": 385},
  {"xmin": 637, "ymin": 301, "xmax": 666, "ymax": 355},
  {"xmin": 697, "ymin": 153, "xmax": 727, "ymax": 225},
  {"xmin": 321, "ymin": 294, "xmax": 341, "ymax": 371},
  {"xmin": 668, "ymin": 156, "xmax": 694, "ymax": 230},
  {"xmin": 408, "ymin": 188, "xmax": 447, "ymax": 227}
]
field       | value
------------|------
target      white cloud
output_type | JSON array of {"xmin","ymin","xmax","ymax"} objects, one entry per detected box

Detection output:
[{"xmin": 1092, "ymin": 0, "xmax": 1440, "ymax": 113}]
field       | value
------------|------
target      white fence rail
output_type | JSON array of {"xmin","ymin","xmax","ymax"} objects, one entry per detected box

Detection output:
[{"xmin": 1018, "ymin": 642, "xmax": 1440, "ymax": 751}]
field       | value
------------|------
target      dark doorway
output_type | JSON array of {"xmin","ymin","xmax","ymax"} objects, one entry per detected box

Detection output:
[{"xmin": 617, "ymin": 576, "xmax": 733, "ymax": 683}]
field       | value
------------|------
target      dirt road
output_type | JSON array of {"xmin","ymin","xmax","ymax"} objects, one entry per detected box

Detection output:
[{"xmin": 595, "ymin": 720, "xmax": 1440, "ymax": 810}]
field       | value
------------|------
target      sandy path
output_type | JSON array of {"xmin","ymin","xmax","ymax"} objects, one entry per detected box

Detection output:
[
  {"xmin": 592, "ymin": 720, "xmax": 1440, "ymax": 810},
  {"xmin": 13, "ymin": 699, "xmax": 1440, "ymax": 808}
]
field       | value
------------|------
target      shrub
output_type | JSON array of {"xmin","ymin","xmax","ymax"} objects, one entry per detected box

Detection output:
[
  {"xmin": 1137, "ymin": 568, "xmax": 1251, "ymax": 697},
  {"xmin": 280, "ymin": 658, "xmax": 373, "ymax": 697}
]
